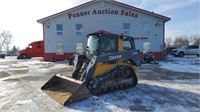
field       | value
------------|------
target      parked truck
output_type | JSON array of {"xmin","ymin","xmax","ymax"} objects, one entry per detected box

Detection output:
[
  {"xmin": 17, "ymin": 40, "xmax": 44, "ymax": 59},
  {"xmin": 0, "ymin": 51, "xmax": 5, "ymax": 59},
  {"xmin": 0, "ymin": 45, "xmax": 5, "ymax": 59},
  {"xmin": 172, "ymin": 45, "xmax": 200, "ymax": 57}
]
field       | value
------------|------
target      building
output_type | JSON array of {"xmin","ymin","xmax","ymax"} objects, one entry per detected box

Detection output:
[{"xmin": 37, "ymin": 0, "xmax": 170, "ymax": 61}]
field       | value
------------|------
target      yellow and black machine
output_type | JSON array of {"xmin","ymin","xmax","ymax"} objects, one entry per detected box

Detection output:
[{"xmin": 41, "ymin": 32, "xmax": 141, "ymax": 105}]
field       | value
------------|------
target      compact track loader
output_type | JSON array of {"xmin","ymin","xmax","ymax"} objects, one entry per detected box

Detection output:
[{"xmin": 41, "ymin": 32, "xmax": 141, "ymax": 105}]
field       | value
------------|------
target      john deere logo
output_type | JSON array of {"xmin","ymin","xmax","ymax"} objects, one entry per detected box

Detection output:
[{"xmin": 109, "ymin": 55, "xmax": 122, "ymax": 60}]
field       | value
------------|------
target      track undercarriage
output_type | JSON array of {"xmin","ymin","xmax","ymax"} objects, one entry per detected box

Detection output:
[{"xmin": 86, "ymin": 65, "xmax": 138, "ymax": 95}]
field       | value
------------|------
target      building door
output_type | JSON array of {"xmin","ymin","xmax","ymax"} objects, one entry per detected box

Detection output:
[
  {"xmin": 56, "ymin": 43, "xmax": 64, "ymax": 55},
  {"xmin": 76, "ymin": 43, "xmax": 83, "ymax": 55},
  {"xmin": 143, "ymin": 42, "xmax": 151, "ymax": 53}
]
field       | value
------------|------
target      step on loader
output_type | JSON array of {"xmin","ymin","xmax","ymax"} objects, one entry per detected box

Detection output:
[{"xmin": 41, "ymin": 32, "xmax": 141, "ymax": 105}]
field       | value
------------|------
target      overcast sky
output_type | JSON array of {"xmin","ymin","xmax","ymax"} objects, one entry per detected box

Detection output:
[{"xmin": 0, "ymin": 0, "xmax": 199, "ymax": 49}]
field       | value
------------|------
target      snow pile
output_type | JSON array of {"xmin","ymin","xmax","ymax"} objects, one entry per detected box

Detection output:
[{"xmin": 160, "ymin": 55, "xmax": 200, "ymax": 73}]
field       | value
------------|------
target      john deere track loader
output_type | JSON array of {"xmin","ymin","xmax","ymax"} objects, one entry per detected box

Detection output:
[{"xmin": 41, "ymin": 32, "xmax": 141, "ymax": 105}]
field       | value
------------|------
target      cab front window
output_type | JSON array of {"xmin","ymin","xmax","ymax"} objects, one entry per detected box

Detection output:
[
  {"xmin": 27, "ymin": 44, "xmax": 32, "ymax": 49},
  {"xmin": 86, "ymin": 35, "xmax": 99, "ymax": 59}
]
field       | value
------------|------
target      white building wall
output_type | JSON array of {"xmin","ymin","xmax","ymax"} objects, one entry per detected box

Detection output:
[{"xmin": 43, "ymin": 1, "xmax": 164, "ymax": 54}]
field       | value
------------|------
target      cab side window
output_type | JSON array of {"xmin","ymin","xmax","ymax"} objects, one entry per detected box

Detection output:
[
  {"xmin": 188, "ymin": 45, "xmax": 199, "ymax": 49},
  {"xmin": 191, "ymin": 46, "xmax": 199, "ymax": 49},
  {"xmin": 123, "ymin": 41, "xmax": 131, "ymax": 50},
  {"xmin": 100, "ymin": 37, "xmax": 117, "ymax": 52},
  {"xmin": 37, "ymin": 42, "xmax": 41, "ymax": 48}
]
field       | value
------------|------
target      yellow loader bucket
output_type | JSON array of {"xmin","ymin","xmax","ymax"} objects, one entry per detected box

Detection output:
[{"xmin": 41, "ymin": 74, "xmax": 91, "ymax": 105}]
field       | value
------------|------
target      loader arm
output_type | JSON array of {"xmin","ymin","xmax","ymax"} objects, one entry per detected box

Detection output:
[{"xmin": 72, "ymin": 54, "xmax": 86, "ymax": 79}]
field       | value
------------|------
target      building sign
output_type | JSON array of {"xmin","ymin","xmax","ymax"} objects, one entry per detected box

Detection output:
[
  {"xmin": 68, "ymin": 9, "xmax": 138, "ymax": 19},
  {"xmin": 133, "ymin": 37, "xmax": 148, "ymax": 40}
]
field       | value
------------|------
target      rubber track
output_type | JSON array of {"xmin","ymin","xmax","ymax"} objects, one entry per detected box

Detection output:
[{"xmin": 86, "ymin": 65, "xmax": 137, "ymax": 95}]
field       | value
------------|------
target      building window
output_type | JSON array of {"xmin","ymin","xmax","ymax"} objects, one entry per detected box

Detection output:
[
  {"xmin": 123, "ymin": 23, "xmax": 130, "ymax": 35},
  {"xmin": 56, "ymin": 24, "xmax": 63, "ymax": 35},
  {"xmin": 56, "ymin": 43, "xmax": 64, "ymax": 55},
  {"xmin": 76, "ymin": 24, "xmax": 83, "ymax": 35},
  {"xmin": 143, "ymin": 23, "xmax": 150, "ymax": 35}
]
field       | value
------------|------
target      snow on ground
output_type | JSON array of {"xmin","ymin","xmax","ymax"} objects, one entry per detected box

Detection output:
[
  {"xmin": 159, "ymin": 55, "xmax": 200, "ymax": 73},
  {"xmin": 0, "ymin": 57, "xmax": 50, "ymax": 72},
  {"xmin": 67, "ymin": 79, "xmax": 199, "ymax": 112},
  {"xmin": 0, "ymin": 56, "xmax": 199, "ymax": 112}
]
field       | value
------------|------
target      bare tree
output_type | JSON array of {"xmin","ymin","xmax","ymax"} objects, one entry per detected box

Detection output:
[
  {"xmin": 0, "ymin": 30, "xmax": 13, "ymax": 53},
  {"xmin": 11, "ymin": 45, "xmax": 18, "ymax": 55},
  {"xmin": 165, "ymin": 37, "xmax": 173, "ymax": 48},
  {"xmin": 173, "ymin": 35, "xmax": 189, "ymax": 47},
  {"xmin": 190, "ymin": 34, "xmax": 200, "ymax": 45}
]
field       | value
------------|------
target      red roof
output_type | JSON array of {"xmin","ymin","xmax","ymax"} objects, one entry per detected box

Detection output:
[
  {"xmin": 37, "ymin": 0, "xmax": 170, "ymax": 23},
  {"xmin": 93, "ymin": 30, "xmax": 112, "ymax": 34}
]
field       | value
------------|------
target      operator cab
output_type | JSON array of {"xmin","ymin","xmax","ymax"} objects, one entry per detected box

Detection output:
[{"xmin": 86, "ymin": 32, "xmax": 136, "ymax": 59}]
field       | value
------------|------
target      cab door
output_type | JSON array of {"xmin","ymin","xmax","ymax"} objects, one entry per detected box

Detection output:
[{"xmin": 26, "ymin": 44, "xmax": 33, "ymax": 58}]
